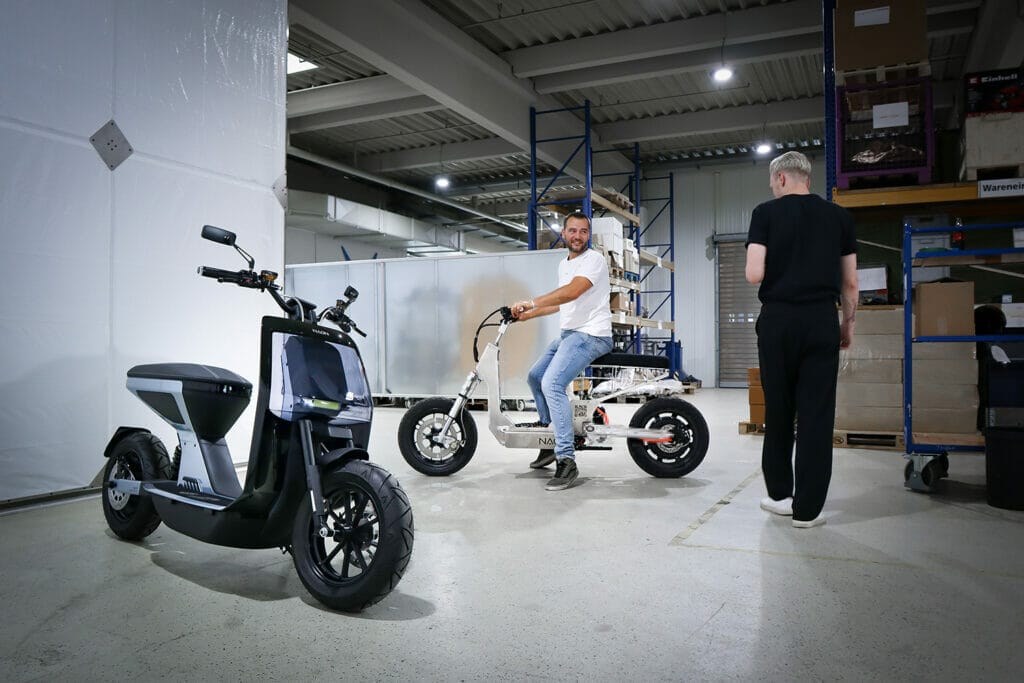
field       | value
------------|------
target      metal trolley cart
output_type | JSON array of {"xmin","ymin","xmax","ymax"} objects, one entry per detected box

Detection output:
[{"xmin": 902, "ymin": 220, "xmax": 1024, "ymax": 492}]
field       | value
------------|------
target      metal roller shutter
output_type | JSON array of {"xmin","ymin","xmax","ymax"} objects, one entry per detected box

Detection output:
[{"xmin": 717, "ymin": 240, "xmax": 761, "ymax": 387}]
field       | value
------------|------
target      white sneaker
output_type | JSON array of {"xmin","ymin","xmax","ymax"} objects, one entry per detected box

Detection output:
[
  {"xmin": 760, "ymin": 497, "xmax": 793, "ymax": 516},
  {"xmin": 792, "ymin": 517, "xmax": 826, "ymax": 528}
]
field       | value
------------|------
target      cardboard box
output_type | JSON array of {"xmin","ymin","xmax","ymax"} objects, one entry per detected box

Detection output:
[
  {"xmin": 593, "ymin": 232, "xmax": 624, "ymax": 255},
  {"xmin": 841, "ymin": 334, "xmax": 904, "ymax": 360},
  {"xmin": 912, "ymin": 382, "xmax": 979, "ymax": 409},
  {"xmin": 965, "ymin": 69, "xmax": 1024, "ymax": 117},
  {"xmin": 913, "ymin": 408, "xmax": 979, "ymax": 434},
  {"xmin": 913, "ymin": 282, "xmax": 975, "ymax": 337},
  {"xmin": 836, "ymin": 382, "xmax": 902, "ymax": 408},
  {"xmin": 839, "ymin": 307, "xmax": 904, "ymax": 334},
  {"xmin": 838, "ymin": 358, "xmax": 902, "ymax": 383},
  {"xmin": 961, "ymin": 112, "xmax": 1024, "ymax": 173},
  {"xmin": 609, "ymin": 292, "xmax": 633, "ymax": 313},
  {"xmin": 834, "ymin": 0, "xmax": 927, "ymax": 72},
  {"xmin": 749, "ymin": 403, "xmax": 765, "ymax": 424},
  {"xmin": 748, "ymin": 367, "xmax": 761, "ymax": 386},
  {"xmin": 911, "ymin": 359, "xmax": 978, "ymax": 384},
  {"xmin": 749, "ymin": 386, "xmax": 765, "ymax": 406},
  {"xmin": 591, "ymin": 216, "xmax": 623, "ymax": 237},
  {"xmin": 835, "ymin": 406, "xmax": 903, "ymax": 432},
  {"xmin": 912, "ymin": 341, "xmax": 975, "ymax": 360}
]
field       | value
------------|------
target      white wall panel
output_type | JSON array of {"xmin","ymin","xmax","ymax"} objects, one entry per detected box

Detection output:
[
  {"xmin": 0, "ymin": 133, "xmax": 112, "ymax": 498},
  {"xmin": 0, "ymin": 1, "xmax": 115, "ymax": 137},
  {"xmin": 0, "ymin": 0, "xmax": 286, "ymax": 501}
]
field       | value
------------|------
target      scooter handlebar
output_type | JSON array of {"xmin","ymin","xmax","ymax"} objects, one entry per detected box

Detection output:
[
  {"xmin": 500, "ymin": 306, "xmax": 516, "ymax": 323},
  {"xmin": 198, "ymin": 265, "xmax": 239, "ymax": 282}
]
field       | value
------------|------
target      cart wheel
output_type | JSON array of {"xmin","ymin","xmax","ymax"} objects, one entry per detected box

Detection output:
[
  {"xmin": 921, "ymin": 460, "xmax": 940, "ymax": 489},
  {"xmin": 904, "ymin": 460, "xmax": 914, "ymax": 483},
  {"xmin": 936, "ymin": 453, "xmax": 950, "ymax": 478}
]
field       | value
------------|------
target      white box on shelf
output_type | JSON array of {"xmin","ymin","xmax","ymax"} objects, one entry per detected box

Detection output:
[{"xmin": 591, "ymin": 216, "xmax": 624, "ymax": 237}]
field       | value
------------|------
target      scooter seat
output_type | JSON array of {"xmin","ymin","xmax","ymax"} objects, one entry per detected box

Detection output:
[
  {"xmin": 591, "ymin": 353, "xmax": 670, "ymax": 370},
  {"xmin": 128, "ymin": 363, "xmax": 252, "ymax": 390}
]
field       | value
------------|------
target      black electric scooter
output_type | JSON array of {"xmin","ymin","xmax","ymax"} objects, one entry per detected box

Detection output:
[{"xmin": 101, "ymin": 225, "xmax": 413, "ymax": 612}]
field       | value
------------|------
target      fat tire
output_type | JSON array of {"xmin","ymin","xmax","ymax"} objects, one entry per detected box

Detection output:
[
  {"xmin": 102, "ymin": 432, "xmax": 173, "ymax": 540},
  {"xmin": 398, "ymin": 397, "xmax": 478, "ymax": 476},
  {"xmin": 627, "ymin": 397, "xmax": 710, "ymax": 478},
  {"xmin": 291, "ymin": 460, "xmax": 414, "ymax": 612}
]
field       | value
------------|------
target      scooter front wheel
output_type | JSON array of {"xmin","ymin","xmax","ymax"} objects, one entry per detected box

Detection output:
[
  {"xmin": 627, "ymin": 397, "xmax": 709, "ymax": 478},
  {"xmin": 397, "ymin": 397, "xmax": 478, "ymax": 476},
  {"xmin": 292, "ymin": 459, "xmax": 414, "ymax": 612},
  {"xmin": 102, "ymin": 432, "xmax": 173, "ymax": 540}
]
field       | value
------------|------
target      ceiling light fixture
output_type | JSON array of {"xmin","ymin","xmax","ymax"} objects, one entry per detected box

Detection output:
[
  {"xmin": 287, "ymin": 52, "xmax": 318, "ymax": 74},
  {"xmin": 756, "ymin": 142, "xmax": 773, "ymax": 155},
  {"xmin": 435, "ymin": 176, "xmax": 451, "ymax": 189},
  {"xmin": 713, "ymin": 66, "xmax": 733, "ymax": 82}
]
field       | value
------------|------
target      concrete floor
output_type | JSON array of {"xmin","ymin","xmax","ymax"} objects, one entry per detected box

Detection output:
[{"xmin": 2, "ymin": 388, "xmax": 1023, "ymax": 681}]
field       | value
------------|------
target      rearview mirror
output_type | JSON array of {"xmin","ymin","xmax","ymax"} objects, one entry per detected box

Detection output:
[
  {"xmin": 202, "ymin": 225, "xmax": 236, "ymax": 246},
  {"xmin": 344, "ymin": 286, "xmax": 359, "ymax": 301}
]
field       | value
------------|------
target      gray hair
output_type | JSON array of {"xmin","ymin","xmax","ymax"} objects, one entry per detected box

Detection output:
[{"xmin": 769, "ymin": 151, "xmax": 812, "ymax": 179}]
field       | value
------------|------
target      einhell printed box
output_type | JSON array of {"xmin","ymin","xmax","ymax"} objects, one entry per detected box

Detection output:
[
  {"xmin": 965, "ymin": 69, "xmax": 1024, "ymax": 116},
  {"xmin": 834, "ymin": 0, "xmax": 927, "ymax": 72}
]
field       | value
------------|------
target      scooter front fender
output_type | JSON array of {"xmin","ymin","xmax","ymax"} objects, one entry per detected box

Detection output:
[{"xmin": 317, "ymin": 446, "xmax": 369, "ymax": 471}]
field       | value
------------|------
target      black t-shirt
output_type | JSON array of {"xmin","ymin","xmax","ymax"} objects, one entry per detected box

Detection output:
[{"xmin": 746, "ymin": 193, "xmax": 857, "ymax": 304}]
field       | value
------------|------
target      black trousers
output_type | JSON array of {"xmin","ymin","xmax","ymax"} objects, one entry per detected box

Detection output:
[{"xmin": 756, "ymin": 302, "xmax": 840, "ymax": 521}]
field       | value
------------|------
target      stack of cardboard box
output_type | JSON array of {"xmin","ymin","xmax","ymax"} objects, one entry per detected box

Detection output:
[
  {"xmin": 748, "ymin": 368, "xmax": 764, "ymax": 425},
  {"xmin": 836, "ymin": 283, "xmax": 979, "ymax": 436}
]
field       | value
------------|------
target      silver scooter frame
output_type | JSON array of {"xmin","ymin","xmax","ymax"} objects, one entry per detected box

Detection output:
[{"xmin": 432, "ymin": 319, "xmax": 676, "ymax": 452}]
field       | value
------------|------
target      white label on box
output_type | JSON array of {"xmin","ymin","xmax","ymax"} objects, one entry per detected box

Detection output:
[
  {"xmin": 854, "ymin": 6, "xmax": 891, "ymax": 27},
  {"xmin": 873, "ymin": 102, "xmax": 909, "ymax": 128},
  {"xmin": 978, "ymin": 178, "xmax": 1024, "ymax": 198},
  {"xmin": 1014, "ymin": 227, "xmax": 1024, "ymax": 248},
  {"xmin": 858, "ymin": 267, "xmax": 887, "ymax": 291}
]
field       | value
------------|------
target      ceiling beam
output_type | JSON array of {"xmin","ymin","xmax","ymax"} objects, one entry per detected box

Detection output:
[
  {"xmin": 289, "ymin": 0, "xmax": 633, "ymax": 180},
  {"xmin": 595, "ymin": 98, "xmax": 826, "ymax": 145},
  {"xmin": 287, "ymin": 75, "xmax": 422, "ymax": 118},
  {"xmin": 535, "ymin": 34, "xmax": 822, "ymax": 95},
  {"xmin": 288, "ymin": 96, "xmax": 444, "ymax": 134},
  {"xmin": 358, "ymin": 137, "xmax": 520, "ymax": 173},
  {"xmin": 532, "ymin": 9, "xmax": 975, "ymax": 95},
  {"xmin": 504, "ymin": 0, "xmax": 822, "ymax": 79}
]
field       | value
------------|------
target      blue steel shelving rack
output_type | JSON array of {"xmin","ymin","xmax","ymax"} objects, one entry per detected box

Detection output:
[
  {"xmin": 902, "ymin": 220, "xmax": 1024, "ymax": 491},
  {"xmin": 527, "ymin": 102, "xmax": 681, "ymax": 376}
]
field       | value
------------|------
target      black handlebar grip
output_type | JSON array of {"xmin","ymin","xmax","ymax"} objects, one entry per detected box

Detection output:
[
  {"xmin": 500, "ymin": 306, "xmax": 516, "ymax": 323},
  {"xmin": 198, "ymin": 266, "xmax": 237, "ymax": 280}
]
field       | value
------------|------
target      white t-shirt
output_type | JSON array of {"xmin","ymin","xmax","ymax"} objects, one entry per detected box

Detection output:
[{"xmin": 558, "ymin": 249, "xmax": 612, "ymax": 338}]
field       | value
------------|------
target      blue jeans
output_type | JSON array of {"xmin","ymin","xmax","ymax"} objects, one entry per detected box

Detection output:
[{"xmin": 527, "ymin": 330, "xmax": 613, "ymax": 461}]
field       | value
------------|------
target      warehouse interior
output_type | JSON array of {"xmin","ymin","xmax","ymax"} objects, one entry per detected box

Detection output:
[{"xmin": 2, "ymin": 0, "xmax": 1024, "ymax": 680}]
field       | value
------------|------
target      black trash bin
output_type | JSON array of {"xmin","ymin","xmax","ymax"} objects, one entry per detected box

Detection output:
[{"xmin": 985, "ymin": 428, "xmax": 1024, "ymax": 510}]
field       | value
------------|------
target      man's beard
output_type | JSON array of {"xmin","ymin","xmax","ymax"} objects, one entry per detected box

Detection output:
[{"xmin": 568, "ymin": 239, "xmax": 588, "ymax": 254}]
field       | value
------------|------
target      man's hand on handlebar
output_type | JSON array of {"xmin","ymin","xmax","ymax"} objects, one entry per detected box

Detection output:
[{"xmin": 509, "ymin": 299, "xmax": 536, "ymax": 320}]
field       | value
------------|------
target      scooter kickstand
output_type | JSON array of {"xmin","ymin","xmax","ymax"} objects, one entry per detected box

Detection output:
[{"xmin": 299, "ymin": 419, "xmax": 331, "ymax": 538}]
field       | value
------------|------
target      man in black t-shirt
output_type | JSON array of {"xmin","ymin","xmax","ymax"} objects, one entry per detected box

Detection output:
[{"xmin": 745, "ymin": 151, "xmax": 859, "ymax": 528}]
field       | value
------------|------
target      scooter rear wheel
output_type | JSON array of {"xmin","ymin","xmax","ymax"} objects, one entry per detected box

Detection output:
[
  {"xmin": 102, "ymin": 432, "xmax": 173, "ymax": 540},
  {"xmin": 627, "ymin": 397, "xmax": 709, "ymax": 478},
  {"xmin": 291, "ymin": 460, "xmax": 414, "ymax": 612},
  {"xmin": 397, "ymin": 397, "xmax": 478, "ymax": 476}
]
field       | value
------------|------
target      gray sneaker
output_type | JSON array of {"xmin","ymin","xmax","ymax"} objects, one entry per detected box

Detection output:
[
  {"xmin": 545, "ymin": 458, "xmax": 578, "ymax": 491},
  {"xmin": 529, "ymin": 449, "xmax": 556, "ymax": 469}
]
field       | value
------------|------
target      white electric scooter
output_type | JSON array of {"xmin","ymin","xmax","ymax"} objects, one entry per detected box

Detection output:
[{"xmin": 397, "ymin": 307, "xmax": 709, "ymax": 477}]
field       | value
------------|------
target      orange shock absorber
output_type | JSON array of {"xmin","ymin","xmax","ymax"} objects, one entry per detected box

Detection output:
[{"xmin": 593, "ymin": 407, "xmax": 609, "ymax": 425}]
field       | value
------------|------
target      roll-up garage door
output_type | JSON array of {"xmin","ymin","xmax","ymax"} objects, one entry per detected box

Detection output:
[{"xmin": 717, "ymin": 240, "xmax": 761, "ymax": 387}]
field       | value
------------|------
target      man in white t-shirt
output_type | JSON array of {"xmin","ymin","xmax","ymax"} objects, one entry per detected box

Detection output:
[{"xmin": 510, "ymin": 211, "xmax": 613, "ymax": 491}]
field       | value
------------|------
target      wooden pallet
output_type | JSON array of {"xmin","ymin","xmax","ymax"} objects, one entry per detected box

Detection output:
[
  {"xmin": 833, "ymin": 429, "xmax": 905, "ymax": 451},
  {"xmin": 836, "ymin": 60, "xmax": 931, "ymax": 86},
  {"xmin": 678, "ymin": 381, "xmax": 701, "ymax": 394},
  {"xmin": 962, "ymin": 163, "xmax": 1024, "ymax": 182},
  {"xmin": 738, "ymin": 421, "xmax": 766, "ymax": 435}
]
